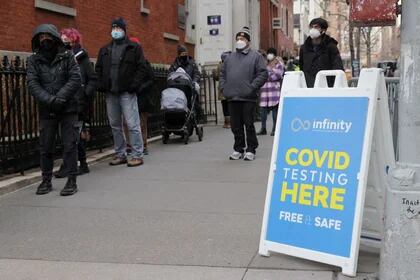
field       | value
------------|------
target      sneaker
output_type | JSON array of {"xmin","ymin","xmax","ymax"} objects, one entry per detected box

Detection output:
[
  {"xmin": 127, "ymin": 158, "xmax": 144, "ymax": 167},
  {"xmin": 36, "ymin": 179, "xmax": 52, "ymax": 195},
  {"xmin": 257, "ymin": 128, "xmax": 267, "ymax": 135},
  {"xmin": 143, "ymin": 148, "xmax": 149, "ymax": 155},
  {"xmin": 244, "ymin": 152, "xmax": 256, "ymax": 161},
  {"xmin": 229, "ymin": 151, "xmax": 244, "ymax": 160},
  {"xmin": 109, "ymin": 156, "xmax": 127, "ymax": 166},
  {"xmin": 270, "ymin": 131, "xmax": 275, "ymax": 136},
  {"xmin": 60, "ymin": 177, "xmax": 78, "ymax": 196}
]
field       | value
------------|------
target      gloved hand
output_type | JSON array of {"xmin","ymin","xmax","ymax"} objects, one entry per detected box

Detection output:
[{"xmin": 51, "ymin": 97, "xmax": 66, "ymax": 112}]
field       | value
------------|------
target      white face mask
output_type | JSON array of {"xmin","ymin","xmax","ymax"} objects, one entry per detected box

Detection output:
[
  {"xmin": 236, "ymin": 40, "xmax": 247, "ymax": 50},
  {"xmin": 309, "ymin": 28, "xmax": 321, "ymax": 39},
  {"xmin": 267, "ymin": 54, "xmax": 275, "ymax": 61}
]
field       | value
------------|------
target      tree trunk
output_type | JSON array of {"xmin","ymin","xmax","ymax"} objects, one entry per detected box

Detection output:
[
  {"xmin": 356, "ymin": 27, "xmax": 361, "ymax": 63},
  {"xmin": 349, "ymin": 22, "xmax": 355, "ymax": 77},
  {"xmin": 366, "ymin": 27, "xmax": 372, "ymax": 67}
]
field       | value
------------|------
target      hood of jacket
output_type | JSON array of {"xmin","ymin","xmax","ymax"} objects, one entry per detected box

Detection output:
[
  {"xmin": 303, "ymin": 34, "xmax": 338, "ymax": 51},
  {"xmin": 31, "ymin": 24, "xmax": 64, "ymax": 52}
]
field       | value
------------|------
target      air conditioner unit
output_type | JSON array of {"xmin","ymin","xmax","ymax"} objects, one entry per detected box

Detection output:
[{"xmin": 273, "ymin": 17, "xmax": 281, "ymax": 29}]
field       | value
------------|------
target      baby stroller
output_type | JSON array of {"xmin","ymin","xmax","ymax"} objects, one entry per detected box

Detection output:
[{"xmin": 161, "ymin": 70, "xmax": 204, "ymax": 144}]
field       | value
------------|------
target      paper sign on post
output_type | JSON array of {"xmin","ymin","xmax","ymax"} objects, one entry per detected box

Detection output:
[{"xmin": 259, "ymin": 69, "xmax": 385, "ymax": 276}]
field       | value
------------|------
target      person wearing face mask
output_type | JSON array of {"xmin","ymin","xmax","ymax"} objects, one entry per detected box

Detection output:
[
  {"xmin": 26, "ymin": 24, "xmax": 82, "ymax": 196},
  {"xmin": 258, "ymin": 48, "xmax": 285, "ymax": 137},
  {"xmin": 299, "ymin": 18, "xmax": 344, "ymax": 87},
  {"xmin": 169, "ymin": 45, "xmax": 203, "ymax": 122},
  {"xmin": 220, "ymin": 27, "xmax": 268, "ymax": 161},
  {"xmin": 96, "ymin": 17, "xmax": 147, "ymax": 167},
  {"xmin": 53, "ymin": 28, "xmax": 97, "ymax": 179}
]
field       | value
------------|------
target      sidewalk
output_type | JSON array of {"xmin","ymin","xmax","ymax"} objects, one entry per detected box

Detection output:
[{"xmin": 0, "ymin": 125, "xmax": 378, "ymax": 279}]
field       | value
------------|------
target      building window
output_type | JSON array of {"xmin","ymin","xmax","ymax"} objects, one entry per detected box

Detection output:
[
  {"xmin": 286, "ymin": 9, "xmax": 289, "ymax": 36},
  {"xmin": 141, "ymin": 0, "xmax": 150, "ymax": 15},
  {"xmin": 34, "ymin": 0, "xmax": 76, "ymax": 17}
]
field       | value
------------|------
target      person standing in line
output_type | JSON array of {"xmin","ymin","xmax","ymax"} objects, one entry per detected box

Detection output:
[
  {"xmin": 220, "ymin": 27, "xmax": 268, "ymax": 161},
  {"xmin": 27, "ymin": 24, "xmax": 81, "ymax": 196},
  {"xmin": 214, "ymin": 51, "xmax": 231, "ymax": 129},
  {"xmin": 130, "ymin": 37, "xmax": 155, "ymax": 155},
  {"xmin": 95, "ymin": 17, "xmax": 146, "ymax": 167},
  {"xmin": 299, "ymin": 18, "xmax": 344, "ymax": 88},
  {"xmin": 257, "ymin": 47, "xmax": 284, "ymax": 137},
  {"xmin": 54, "ymin": 28, "xmax": 97, "ymax": 178}
]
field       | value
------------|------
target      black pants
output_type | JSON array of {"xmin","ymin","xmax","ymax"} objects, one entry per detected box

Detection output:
[
  {"xmin": 221, "ymin": 99, "xmax": 230, "ymax": 117},
  {"xmin": 40, "ymin": 114, "xmax": 78, "ymax": 177},
  {"xmin": 228, "ymin": 101, "xmax": 258, "ymax": 154},
  {"xmin": 78, "ymin": 122, "xmax": 87, "ymax": 162}
]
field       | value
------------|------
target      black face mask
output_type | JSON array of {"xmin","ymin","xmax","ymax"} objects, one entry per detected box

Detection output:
[
  {"xmin": 63, "ymin": 42, "xmax": 72, "ymax": 50},
  {"xmin": 40, "ymin": 39, "xmax": 55, "ymax": 51},
  {"xmin": 179, "ymin": 56, "xmax": 188, "ymax": 64}
]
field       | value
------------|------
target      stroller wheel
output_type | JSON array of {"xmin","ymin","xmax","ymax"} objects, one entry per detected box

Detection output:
[{"xmin": 197, "ymin": 126, "xmax": 204, "ymax": 141}]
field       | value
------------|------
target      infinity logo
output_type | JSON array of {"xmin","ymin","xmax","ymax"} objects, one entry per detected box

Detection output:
[{"xmin": 291, "ymin": 118, "xmax": 311, "ymax": 132}]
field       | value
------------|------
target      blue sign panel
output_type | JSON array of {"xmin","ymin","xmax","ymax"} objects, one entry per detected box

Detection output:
[{"xmin": 266, "ymin": 97, "xmax": 369, "ymax": 257}]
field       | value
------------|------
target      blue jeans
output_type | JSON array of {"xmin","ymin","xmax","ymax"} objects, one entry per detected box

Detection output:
[
  {"xmin": 260, "ymin": 105, "xmax": 278, "ymax": 131},
  {"xmin": 106, "ymin": 92, "xmax": 143, "ymax": 159}
]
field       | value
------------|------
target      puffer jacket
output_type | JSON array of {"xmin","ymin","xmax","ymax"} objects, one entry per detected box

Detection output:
[
  {"xmin": 299, "ymin": 34, "xmax": 344, "ymax": 87},
  {"xmin": 26, "ymin": 24, "xmax": 81, "ymax": 119}
]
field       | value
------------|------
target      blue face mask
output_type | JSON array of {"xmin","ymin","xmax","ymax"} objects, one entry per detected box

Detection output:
[{"xmin": 111, "ymin": 30, "xmax": 125, "ymax": 40}]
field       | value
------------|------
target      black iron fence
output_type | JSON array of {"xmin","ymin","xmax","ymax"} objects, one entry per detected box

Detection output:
[{"xmin": 0, "ymin": 56, "xmax": 218, "ymax": 176}]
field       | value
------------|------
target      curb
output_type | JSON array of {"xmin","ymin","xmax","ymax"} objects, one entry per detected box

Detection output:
[{"xmin": 0, "ymin": 135, "xmax": 162, "ymax": 197}]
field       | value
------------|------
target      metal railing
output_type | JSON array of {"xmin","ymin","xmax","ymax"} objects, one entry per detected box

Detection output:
[
  {"xmin": 349, "ymin": 77, "xmax": 400, "ymax": 159},
  {"xmin": 0, "ymin": 56, "xmax": 218, "ymax": 175}
]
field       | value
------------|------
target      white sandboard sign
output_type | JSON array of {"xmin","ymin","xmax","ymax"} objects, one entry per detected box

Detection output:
[{"xmin": 259, "ymin": 69, "xmax": 389, "ymax": 276}]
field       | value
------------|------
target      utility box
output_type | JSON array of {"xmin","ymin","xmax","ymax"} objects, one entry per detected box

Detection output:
[{"xmin": 349, "ymin": 0, "xmax": 397, "ymax": 27}]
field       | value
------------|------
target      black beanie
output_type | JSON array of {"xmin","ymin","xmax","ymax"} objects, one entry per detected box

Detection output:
[
  {"xmin": 112, "ymin": 17, "xmax": 127, "ymax": 32},
  {"xmin": 267, "ymin": 47, "xmax": 277, "ymax": 56},
  {"xmin": 177, "ymin": 44, "xmax": 188, "ymax": 55},
  {"xmin": 236, "ymin": 26, "xmax": 251, "ymax": 41}
]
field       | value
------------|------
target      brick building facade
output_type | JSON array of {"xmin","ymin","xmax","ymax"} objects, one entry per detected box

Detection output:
[
  {"xmin": 260, "ymin": 0, "xmax": 294, "ymax": 57},
  {"xmin": 0, "ymin": 0, "xmax": 194, "ymax": 64}
]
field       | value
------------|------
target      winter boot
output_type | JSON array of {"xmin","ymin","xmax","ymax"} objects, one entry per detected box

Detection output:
[
  {"xmin": 78, "ymin": 160, "xmax": 90, "ymax": 175},
  {"xmin": 36, "ymin": 176, "xmax": 52, "ymax": 195},
  {"xmin": 60, "ymin": 176, "xmax": 78, "ymax": 196},
  {"xmin": 54, "ymin": 164, "xmax": 67, "ymax": 179}
]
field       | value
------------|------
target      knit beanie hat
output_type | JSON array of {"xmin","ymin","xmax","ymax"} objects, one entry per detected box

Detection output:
[
  {"xmin": 177, "ymin": 44, "xmax": 188, "ymax": 55},
  {"xmin": 236, "ymin": 26, "xmax": 251, "ymax": 41},
  {"xmin": 267, "ymin": 47, "xmax": 277, "ymax": 56},
  {"xmin": 112, "ymin": 17, "xmax": 127, "ymax": 32}
]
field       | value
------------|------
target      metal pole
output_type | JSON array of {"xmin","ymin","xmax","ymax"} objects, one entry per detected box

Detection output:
[{"xmin": 379, "ymin": 1, "xmax": 420, "ymax": 279}]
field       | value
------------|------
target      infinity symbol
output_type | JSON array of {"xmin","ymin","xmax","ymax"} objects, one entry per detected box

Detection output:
[{"xmin": 291, "ymin": 118, "xmax": 311, "ymax": 132}]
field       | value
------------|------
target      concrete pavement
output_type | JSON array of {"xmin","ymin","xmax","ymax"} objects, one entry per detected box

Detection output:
[{"xmin": 0, "ymin": 125, "xmax": 378, "ymax": 279}]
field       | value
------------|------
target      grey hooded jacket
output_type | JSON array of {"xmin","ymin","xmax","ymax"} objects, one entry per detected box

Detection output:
[{"xmin": 220, "ymin": 48, "xmax": 268, "ymax": 102}]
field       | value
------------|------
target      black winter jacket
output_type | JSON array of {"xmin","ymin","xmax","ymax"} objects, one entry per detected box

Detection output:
[
  {"xmin": 169, "ymin": 56, "xmax": 201, "ymax": 84},
  {"xmin": 299, "ymin": 34, "xmax": 344, "ymax": 87},
  {"xmin": 27, "ymin": 24, "xmax": 81, "ymax": 119},
  {"xmin": 74, "ymin": 48, "xmax": 97, "ymax": 120},
  {"xmin": 137, "ymin": 60, "xmax": 156, "ymax": 113},
  {"xmin": 95, "ymin": 38, "xmax": 146, "ymax": 94}
]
